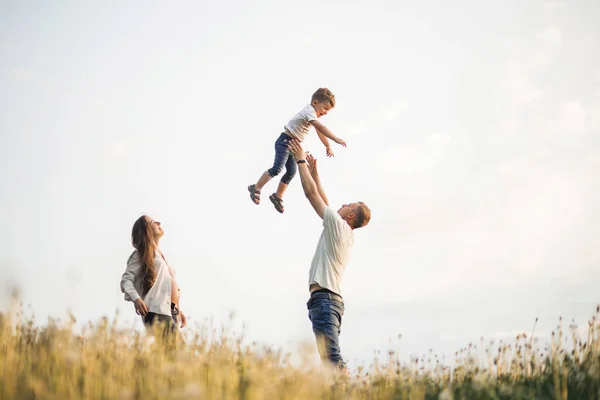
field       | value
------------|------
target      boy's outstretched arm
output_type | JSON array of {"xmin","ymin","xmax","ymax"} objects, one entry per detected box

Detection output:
[
  {"xmin": 288, "ymin": 140, "xmax": 327, "ymax": 219},
  {"xmin": 311, "ymin": 120, "xmax": 347, "ymax": 147},
  {"xmin": 316, "ymin": 131, "xmax": 334, "ymax": 157},
  {"xmin": 316, "ymin": 130, "xmax": 330, "ymax": 148}
]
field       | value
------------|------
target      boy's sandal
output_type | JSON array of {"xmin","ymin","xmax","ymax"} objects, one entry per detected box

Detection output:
[
  {"xmin": 269, "ymin": 193, "xmax": 284, "ymax": 213},
  {"xmin": 248, "ymin": 184, "xmax": 260, "ymax": 205}
]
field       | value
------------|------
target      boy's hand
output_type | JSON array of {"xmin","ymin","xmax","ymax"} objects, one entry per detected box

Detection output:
[
  {"xmin": 288, "ymin": 139, "xmax": 305, "ymax": 161},
  {"xmin": 334, "ymin": 137, "xmax": 347, "ymax": 147},
  {"xmin": 325, "ymin": 147, "xmax": 334, "ymax": 157}
]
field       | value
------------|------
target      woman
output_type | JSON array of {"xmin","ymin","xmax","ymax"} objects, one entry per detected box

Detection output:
[{"xmin": 120, "ymin": 215, "xmax": 187, "ymax": 337}]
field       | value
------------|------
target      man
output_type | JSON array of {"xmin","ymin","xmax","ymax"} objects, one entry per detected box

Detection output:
[{"xmin": 287, "ymin": 139, "xmax": 371, "ymax": 372}]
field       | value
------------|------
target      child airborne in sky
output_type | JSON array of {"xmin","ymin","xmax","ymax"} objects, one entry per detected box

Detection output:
[{"xmin": 247, "ymin": 88, "xmax": 346, "ymax": 213}]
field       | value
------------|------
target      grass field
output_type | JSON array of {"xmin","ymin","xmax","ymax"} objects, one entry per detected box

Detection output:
[{"xmin": 1, "ymin": 300, "xmax": 599, "ymax": 399}]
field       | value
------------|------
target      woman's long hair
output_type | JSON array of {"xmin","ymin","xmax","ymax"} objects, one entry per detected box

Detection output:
[{"xmin": 131, "ymin": 215, "xmax": 157, "ymax": 296}]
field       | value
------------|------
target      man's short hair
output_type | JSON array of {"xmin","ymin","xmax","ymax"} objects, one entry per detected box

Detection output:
[
  {"xmin": 311, "ymin": 88, "xmax": 336, "ymax": 108},
  {"xmin": 353, "ymin": 202, "xmax": 371, "ymax": 229}
]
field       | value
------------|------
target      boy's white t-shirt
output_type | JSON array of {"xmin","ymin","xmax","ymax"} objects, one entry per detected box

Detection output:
[
  {"xmin": 308, "ymin": 206, "xmax": 355, "ymax": 297},
  {"xmin": 284, "ymin": 104, "xmax": 318, "ymax": 141}
]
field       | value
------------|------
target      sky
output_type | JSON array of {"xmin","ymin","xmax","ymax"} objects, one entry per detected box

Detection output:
[{"xmin": 1, "ymin": 0, "xmax": 599, "ymax": 371}]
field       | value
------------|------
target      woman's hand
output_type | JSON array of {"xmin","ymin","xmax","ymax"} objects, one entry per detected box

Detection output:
[
  {"xmin": 134, "ymin": 298, "xmax": 148, "ymax": 316},
  {"xmin": 179, "ymin": 310, "xmax": 187, "ymax": 328}
]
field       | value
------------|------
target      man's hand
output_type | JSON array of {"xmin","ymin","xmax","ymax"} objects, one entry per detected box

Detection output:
[
  {"xmin": 334, "ymin": 137, "xmax": 347, "ymax": 147},
  {"xmin": 179, "ymin": 310, "xmax": 187, "ymax": 328},
  {"xmin": 306, "ymin": 153, "xmax": 319, "ymax": 178},
  {"xmin": 325, "ymin": 147, "xmax": 334, "ymax": 157},
  {"xmin": 134, "ymin": 298, "xmax": 148, "ymax": 316},
  {"xmin": 288, "ymin": 139, "xmax": 306, "ymax": 161}
]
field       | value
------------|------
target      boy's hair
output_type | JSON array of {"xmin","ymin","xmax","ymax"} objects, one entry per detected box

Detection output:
[
  {"xmin": 311, "ymin": 88, "xmax": 336, "ymax": 108},
  {"xmin": 352, "ymin": 202, "xmax": 371, "ymax": 229}
]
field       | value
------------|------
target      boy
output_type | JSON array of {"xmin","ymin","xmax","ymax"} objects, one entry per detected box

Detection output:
[{"xmin": 247, "ymin": 88, "xmax": 346, "ymax": 213}]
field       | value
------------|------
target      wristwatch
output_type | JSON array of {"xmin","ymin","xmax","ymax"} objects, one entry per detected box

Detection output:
[{"xmin": 297, "ymin": 159, "xmax": 307, "ymax": 164}]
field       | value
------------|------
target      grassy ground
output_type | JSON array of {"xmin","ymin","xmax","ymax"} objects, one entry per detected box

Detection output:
[{"xmin": 1, "ymin": 303, "xmax": 599, "ymax": 399}]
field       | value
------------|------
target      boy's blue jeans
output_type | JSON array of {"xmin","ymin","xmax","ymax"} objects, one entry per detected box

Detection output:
[
  {"xmin": 307, "ymin": 290, "xmax": 347, "ymax": 370},
  {"xmin": 267, "ymin": 133, "xmax": 297, "ymax": 185}
]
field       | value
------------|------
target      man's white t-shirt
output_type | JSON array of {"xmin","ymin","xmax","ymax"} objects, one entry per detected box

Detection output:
[
  {"xmin": 284, "ymin": 104, "xmax": 318, "ymax": 141},
  {"xmin": 308, "ymin": 206, "xmax": 355, "ymax": 296}
]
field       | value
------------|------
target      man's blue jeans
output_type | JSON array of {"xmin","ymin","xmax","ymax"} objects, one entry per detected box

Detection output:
[{"xmin": 307, "ymin": 290, "xmax": 346, "ymax": 370}]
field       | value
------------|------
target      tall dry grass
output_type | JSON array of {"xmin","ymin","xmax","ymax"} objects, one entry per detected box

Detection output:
[{"xmin": 1, "ymin": 299, "xmax": 599, "ymax": 399}]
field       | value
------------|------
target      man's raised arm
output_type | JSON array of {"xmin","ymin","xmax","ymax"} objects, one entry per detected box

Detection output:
[
  {"xmin": 288, "ymin": 140, "xmax": 327, "ymax": 219},
  {"xmin": 306, "ymin": 153, "xmax": 329, "ymax": 206}
]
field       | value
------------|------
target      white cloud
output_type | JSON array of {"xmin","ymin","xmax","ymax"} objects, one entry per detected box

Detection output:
[
  {"xmin": 102, "ymin": 139, "xmax": 128, "ymax": 160},
  {"xmin": 434, "ymin": 157, "xmax": 595, "ymax": 289},
  {"xmin": 499, "ymin": 56, "xmax": 543, "ymax": 106},
  {"xmin": 537, "ymin": 28, "xmax": 563, "ymax": 47},
  {"xmin": 514, "ymin": 247, "xmax": 545, "ymax": 273},
  {"xmin": 497, "ymin": 27, "xmax": 564, "ymax": 108},
  {"xmin": 554, "ymin": 100, "xmax": 587, "ymax": 136},
  {"xmin": 5, "ymin": 67, "xmax": 34, "ymax": 80},
  {"xmin": 542, "ymin": 1, "xmax": 567, "ymax": 13},
  {"xmin": 590, "ymin": 105, "xmax": 600, "ymax": 130},
  {"xmin": 495, "ymin": 149, "xmax": 549, "ymax": 176},
  {"xmin": 376, "ymin": 146, "xmax": 442, "ymax": 174},
  {"xmin": 304, "ymin": 34, "xmax": 319, "ymax": 47},
  {"xmin": 339, "ymin": 120, "xmax": 367, "ymax": 138},
  {"xmin": 376, "ymin": 132, "xmax": 452, "ymax": 174},
  {"xmin": 488, "ymin": 117, "xmax": 523, "ymax": 144},
  {"xmin": 381, "ymin": 100, "xmax": 409, "ymax": 124},
  {"xmin": 227, "ymin": 149, "xmax": 254, "ymax": 163},
  {"xmin": 499, "ymin": 75, "xmax": 542, "ymax": 106},
  {"xmin": 496, "ymin": 158, "xmax": 526, "ymax": 175},
  {"xmin": 532, "ymin": 51, "xmax": 551, "ymax": 69},
  {"xmin": 588, "ymin": 153, "xmax": 600, "ymax": 165},
  {"xmin": 426, "ymin": 133, "xmax": 454, "ymax": 147},
  {"xmin": 503, "ymin": 59, "xmax": 529, "ymax": 75}
]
